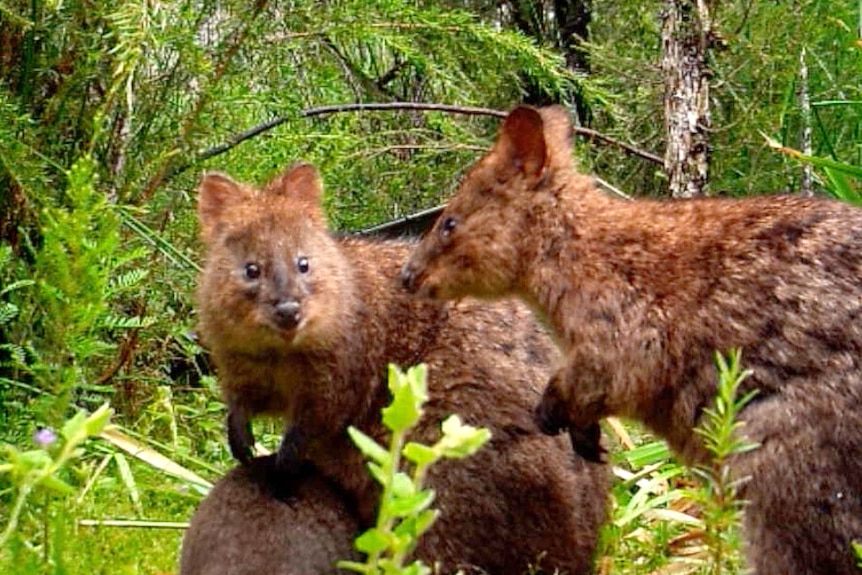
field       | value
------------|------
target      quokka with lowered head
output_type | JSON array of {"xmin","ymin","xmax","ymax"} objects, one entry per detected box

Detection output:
[
  {"xmin": 194, "ymin": 162, "xmax": 609, "ymax": 575},
  {"xmin": 401, "ymin": 105, "xmax": 862, "ymax": 575}
]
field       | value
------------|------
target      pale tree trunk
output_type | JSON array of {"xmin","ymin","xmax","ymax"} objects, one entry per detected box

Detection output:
[
  {"xmin": 798, "ymin": 46, "xmax": 813, "ymax": 196},
  {"xmin": 661, "ymin": 0, "xmax": 712, "ymax": 198}
]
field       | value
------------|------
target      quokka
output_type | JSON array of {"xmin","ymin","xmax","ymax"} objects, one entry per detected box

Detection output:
[
  {"xmin": 179, "ymin": 456, "xmax": 360, "ymax": 575},
  {"xmin": 401, "ymin": 105, "xmax": 862, "ymax": 575},
  {"xmin": 194, "ymin": 162, "xmax": 609, "ymax": 575}
]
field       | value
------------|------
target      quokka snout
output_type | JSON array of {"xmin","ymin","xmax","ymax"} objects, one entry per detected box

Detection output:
[
  {"xmin": 402, "ymin": 104, "xmax": 862, "ymax": 575},
  {"xmin": 194, "ymin": 161, "xmax": 610, "ymax": 575}
]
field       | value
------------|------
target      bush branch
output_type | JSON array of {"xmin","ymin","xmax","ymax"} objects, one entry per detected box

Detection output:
[{"xmin": 164, "ymin": 101, "xmax": 662, "ymax": 187}]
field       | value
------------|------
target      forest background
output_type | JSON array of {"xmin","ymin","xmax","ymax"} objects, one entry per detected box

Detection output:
[{"xmin": 0, "ymin": 0, "xmax": 860, "ymax": 573}]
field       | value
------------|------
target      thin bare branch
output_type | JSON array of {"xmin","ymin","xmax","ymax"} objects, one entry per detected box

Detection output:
[
  {"xmin": 304, "ymin": 101, "xmax": 507, "ymax": 119},
  {"xmin": 162, "ymin": 101, "xmax": 663, "ymax": 187}
]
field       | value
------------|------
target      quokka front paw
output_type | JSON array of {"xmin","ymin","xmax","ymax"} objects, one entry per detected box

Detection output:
[
  {"xmin": 268, "ymin": 427, "xmax": 309, "ymax": 500},
  {"xmin": 535, "ymin": 381, "xmax": 570, "ymax": 435},
  {"xmin": 227, "ymin": 410, "xmax": 255, "ymax": 464},
  {"xmin": 274, "ymin": 426, "xmax": 305, "ymax": 478},
  {"xmin": 568, "ymin": 423, "xmax": 607, "ymax": 464},
  {"xmin": 536, "ymin": 365, "xmax": 608, "ymax": 463}
]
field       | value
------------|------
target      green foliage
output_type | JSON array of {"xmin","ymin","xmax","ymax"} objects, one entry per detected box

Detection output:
[
  {"xmin": 0, "ymin": 403, "xmax": 113, "ymax": 550},
  {"xmin": 339, "ymin": 364, "xmax": 491, "ymax": 575},
  {"xmin": 688, "ymin": 350, "xmax": 759, "ymax": 575},
  {"xmin": 0, "ymin": 1, "xmax": 859, "ymax": 572},
  {"xmin": 597, "ymin": 351, "xmax": 758, "ymax": 575},
  {"xmin": 12, "ymin": 155, "xmax": 151, "ymax": 414},
  {"xmin": 764, "ymin": 127, "xmax": 862, "ymax": 204},
  {"xmin": 584, "ymin": 0, "xmax": 861, "ymax": 198},
  {"xmin": 600, "ymin": 437, "xmax": 694, "ymax": 574}
]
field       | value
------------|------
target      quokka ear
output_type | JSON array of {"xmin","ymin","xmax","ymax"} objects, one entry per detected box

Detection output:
[
  {"xmin": 265, "ymin": 162, "xmax": 325, "ymax": 222},
  {"xmin": 495, "ymin": 106, "xmax": 549, "ymax": 181},
  {"xmin": 198, "ymin": 172, "xmax": 249, "ymax": 236},
  {"xmin": 538, "ymin": 106, "xmax": 575, "ymax": 158}
]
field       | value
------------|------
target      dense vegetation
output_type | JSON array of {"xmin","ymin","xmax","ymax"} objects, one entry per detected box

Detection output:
[{"xmin": 1, "ymin": 0, "xmax": 859, "ymax": 573}]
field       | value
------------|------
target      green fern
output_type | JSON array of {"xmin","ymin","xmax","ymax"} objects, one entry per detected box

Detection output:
[{"xmin": 23, "ymin": 155, "xmax": 152, "ymax": 406}]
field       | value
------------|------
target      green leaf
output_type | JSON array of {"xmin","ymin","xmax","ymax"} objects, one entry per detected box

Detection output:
[
  {"xmin": 382, "ymin": 368, "xmax": 424, "ymax": 433},
  {"xmin": 403, "ymin": 442, "xmax": 437, "ymax": 466},
  {"xmin": 763, "ymin": 133, "xmax": 862, "ymax": 179},
  {"xmin": 114, "ymin": 452, "xmax": 141, "ymax": 514},
  {"xmin": 391, "ymin": 471, "xmax": 415, "ymax": 498},
  {"xmin": 61, "ymin": 410, "xmax": 89, "ymax": 443},
  {"xmin": 393, "ymin": 509, "xmax": 439, "ymax": 539},
  {"xmin": 434, "ymin": 415, "xmax": 491, "ymax": 458},
  {"xmin": 0, "ymin": 279, "xmax": 35, "ymax": 297},
  {"xmin": 367, "ymin": 462, "xmax": 387, "ymax": 486},
  {"xmin": 355, "ymin": 527, "xmax": 390, "ymax": 554},
  {"xmin": 405, "ymin": 364, "xmax": 429, "ymax": 402},
  {"xmin": 348, "ymin": 426, "xmax": 391, "ymax": 466},
  {"xmin": 0, "ymin": 302, "xmax": 18, "ymax": 327},
  {"xmin": 852, "ymin": 540, "xmax": 862, "ymax": 566},
  {"xmin": 824, "ymin": 166, "xmax": 862, "ymax": 205},
  {"xmin": 18, "ymin": 449, "xmax": 53, "ymax": 470},
  {"xmin": 387, "ymin": 363, "xmax": 407, "ymax": 395},
  {"xmin": 398, "ymin": 560, "xmax": 431, "ymax": 575},
  {"xmin": 337, "ymin": 559, "xmax": 371, "ymax": 574},
  {"xmin": 85, "ymin": 403, "xmax": 114, "ymax": 436},
  {"xmin": 388, "ymin": 489, "xmax": 435, "ymax": 518},
  {"xmin": 37, "ymin": 473, "xmax": 76, "ymax": 495}
]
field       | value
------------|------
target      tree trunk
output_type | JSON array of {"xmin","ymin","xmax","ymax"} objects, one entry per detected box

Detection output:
[
  {"xmin": 661, "ymin": 0, "xmax": 712, "ymax": 198},
  {"xmin": 554, "ymin": 0, "xmax": 591, "ymax": 73},
  {"xmin": 554, "ymin": 0, "xmax": 592, "ymax": 123},
  {"xmin": 798, "ymin": 46, "xmax": 813, "ymax": 196}
]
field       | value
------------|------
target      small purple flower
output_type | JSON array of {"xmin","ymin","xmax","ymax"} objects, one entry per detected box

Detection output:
[{"xmin": 33, "ymin": 428, "xmax": 58, "ymax": 449}]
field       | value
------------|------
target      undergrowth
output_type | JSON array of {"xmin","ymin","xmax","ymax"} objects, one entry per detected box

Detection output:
[{"xmin": 0, "ymin": 351, "xmax": 763, "ymax": 574}]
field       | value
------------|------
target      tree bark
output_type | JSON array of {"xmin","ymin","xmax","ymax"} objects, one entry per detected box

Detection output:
[
  {"xmin": 554, "ymin": 0, "xmax": 592, "ymax": 123},
  {"xmin": 661, "ymin": 0, "xmax": 712, "ymax": 198},
  {"xmin": 554, "ymin": 0, "xmax": 591, "ymax": 74},
  {"xmin": 798, "ymin": 46, "xmax": 813, "ymax": 196}
]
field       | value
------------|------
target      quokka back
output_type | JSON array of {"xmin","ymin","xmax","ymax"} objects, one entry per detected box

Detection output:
[{"xmin": 180, "ymin": 457, "xmax": 360, "ymax": 575}]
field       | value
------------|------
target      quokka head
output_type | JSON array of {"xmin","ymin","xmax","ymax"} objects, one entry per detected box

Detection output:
[
  {"xmin": 401, "ymin": 105, "xmax": 576, "ymax": 301},
  {"xmin": 197, "ymin": 163, "xmax": 350, "ymax": 353}
]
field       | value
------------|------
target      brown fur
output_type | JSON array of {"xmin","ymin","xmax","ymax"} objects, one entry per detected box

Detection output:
[
  {"xmin": 401, "ymin": 105, "xmax": 862, "ymax": 575},
  {"xmin": 179, "ymin": 456, "xmax": 360, "ymax": 575},
  {"xmin": 195, "ymin": 163, "xmax": 609, "ymax": 575}
]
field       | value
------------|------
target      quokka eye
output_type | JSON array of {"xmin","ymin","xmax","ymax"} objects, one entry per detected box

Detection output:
[
  {"xmin": 441, "ymin": 217, "xmax": 458, "ymax": 237},
  {"xmin": 297, "ymin": 256, "xmax": 310, "ymax": 274},
  {"xmin": 244, "ymin": 262, "xmax": 261, "ymax": 280}
]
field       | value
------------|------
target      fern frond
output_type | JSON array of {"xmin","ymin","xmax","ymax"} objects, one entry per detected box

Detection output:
[
  {"xmin": 108, "ymin": 269, "xmax": 150, "ymax": 296},
  {"xmin": 101, "ymin": 315, "xmax": 156, "ymax": 330},
  {"xmin": 0, "ymin": 302, "xmax": 19, "ymax": 327}
]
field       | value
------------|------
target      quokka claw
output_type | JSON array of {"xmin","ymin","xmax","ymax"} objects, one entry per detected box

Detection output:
[
  {"xmin": 274, "ymin": 427, "xmax": 305, "ymax": 478},
  {"xmin": 227, "ymin": 410, "xmax": 255, "ymax": 465},
  {"xmin": 535, "ymin": 386, "xmax": 570, "ymax": 435},
  {"xmin": 568, "ymin": 423, "xmax": 607, "ymax": 464}
]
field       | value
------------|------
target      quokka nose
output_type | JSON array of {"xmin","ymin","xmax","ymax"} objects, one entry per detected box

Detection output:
[{"xmin": 274, "ymin": 299, "xmax": 301, "ymax": 329}]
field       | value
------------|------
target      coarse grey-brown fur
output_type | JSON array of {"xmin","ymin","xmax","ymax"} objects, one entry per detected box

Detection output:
[
  {"xmin": 194, "ymin": 163, "xmax": 610, "ymax": 575},
  {"xmin": 179, "ymin": 457, "xmax": 360, "ymax": 575},
  {"xmin": 401, "ymin": 105, "xmax": 862, "ymax": 575}
]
